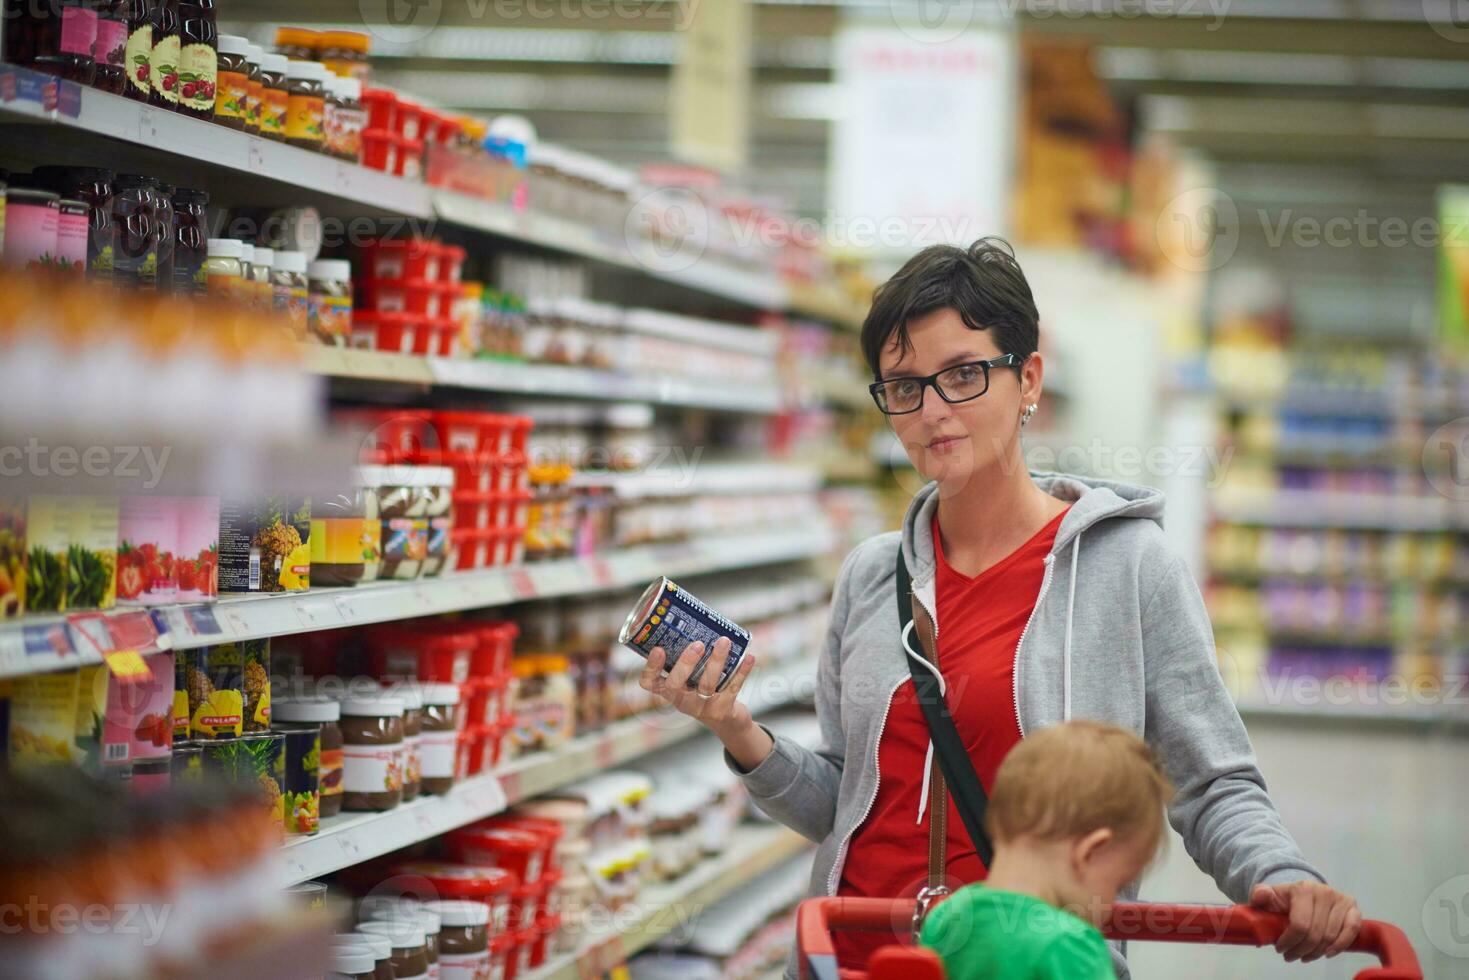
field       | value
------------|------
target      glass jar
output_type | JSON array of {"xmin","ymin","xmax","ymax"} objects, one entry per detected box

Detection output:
[
  {"xmin": 31, "ymin": 166, "xmax": 117, "ymax": 284},
  {"xmin": 152, "ymin": 181, "xmax": 174, "ymax": 287},
  {"xmin": 238, "ymin": 241, "xmax": 255, "ymax": 306},
  {"xmin": 271, "ymin": 249, "xmax": 310, "ymax": 339},
  {"xmin": 325, "ymin": 75, "xmax": 367, "ymax": 164},
  {"xmin": 308, "ymin": 258, "xmax": 353, "ymax": 346},
  {"xmin": 326, "ymin": 947, "xmax": 375, "ymax": 980},
  {"xmin": 2, "ymin": 186, "xmax": 60, "ymax": 272},
  {"xmin": 92, "ymin": 0, "xmax": 129, "ymax": 93},
  {"xmin": 250, "ymin": 245, "xmax": 275, "ymax": 309},
  {"xmin": 273, "ymin": 25, "xmax": 318, "ymax": 61},
  {"xmin": 308, "ymin": 474, "xmax": 377, "ymax": 585},
  {"xmin": 20, "ymin": 0, "xmax": 99, "ymax": 84},
  {"xmin": 111, "ymin": 173, "xmax": 162, "ymax": 289},
  {"xmin": 170, "ymin": 186, "xmax": 208, "ymax": 293},
  {"xmin": 204, "ymin": 237, "xmax": 243, "ymax": 301},
  {"xmin": 373, "ymin": 465, "xmax": 430, "ymax": 580},
  {"xmin": 356, "ymin": 922, "xmax": 428, "ymax": 980},
  {"xmin": 422, "ymin": 467, "xmax": 453, "ymax": 578},
  {"xmin": 318, "ymin": 29, "xmax": 370, "ymax": 81},
  {"xmin": 257, "ymin": 52, "xmax": 289, "ymax": 141},
  {"xmin": 213, "ymin": 33, "xmax": 249, "ymax": 129},
  {"xmin": 274, "ymin": 697, "xmax": 343, "ymax": 819},
  {"xmin": 147, "ymin": 0, "xmax": 178, "ymax": 109},
  {"xmin": 390, "ymin": 683, "xmax": 423, "ymax": 802},
  {"xmin": 424, "ymin": 901, "xmax": 487, "ymax": 980},
  {"xmin": 53, "ymin": 198, "xmax": 88, "ymax": 276},
  {"xmin": 119, "ymin": 0, "xmax": 152, "ymax": 101},
  {"xmin": 419, "ymin": 683, "xmax": 459, "ymax": 795},
  {"xmin": 332, "ymin": 934, "xmax": 394, "ymax": 980},
  {"xmin": 174, "ymin": 0, "xmax": 215, "ymax": 119},
  {"xmin": 244, "ymin": 42, "xmax": 264, "ymax": 134},
  {"xmin": 339, "ymin": 694, "xmax": 404, "ymax": 812},
  {"xmin": 285, "ymin": 59, "xmax": 328, "ymax": 151}
]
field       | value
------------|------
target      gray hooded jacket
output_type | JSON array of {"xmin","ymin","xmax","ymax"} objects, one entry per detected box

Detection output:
[{"xmin": 729, "ymin": 472, "xmax": 1324, "ymax": 978}]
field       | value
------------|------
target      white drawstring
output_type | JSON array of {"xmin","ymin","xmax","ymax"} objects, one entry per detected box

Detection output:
[
  {"xmin": 902, "ymin": 617, "xmax": 946, "ymax": 825},
  {"xmin": 1063, "ymin": 532, "xmax": 1081, "ymax": 721}
]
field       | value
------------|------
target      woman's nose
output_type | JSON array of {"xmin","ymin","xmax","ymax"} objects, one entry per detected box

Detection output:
[{"xmin": 919, "ymin": 384, "xmax": 952, "ymax": 423}]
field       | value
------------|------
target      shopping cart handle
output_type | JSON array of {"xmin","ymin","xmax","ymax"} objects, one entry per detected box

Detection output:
[
  {"xmin": 796, "ymin": 897, "xmax": 1423, "ymax": 980},
  {"xmin": 1103, "ymin": 903, "xmax": 1421, "ymax": 979}
]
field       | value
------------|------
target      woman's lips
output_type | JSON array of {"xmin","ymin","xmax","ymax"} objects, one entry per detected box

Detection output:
[{"xmin": 927, "ymin": 435, "xmax": 966, "ymax": 453}]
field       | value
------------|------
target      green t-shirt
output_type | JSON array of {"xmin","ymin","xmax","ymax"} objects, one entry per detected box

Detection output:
[{"xmin": 919, "ymin": 884, "xmax": 1115, "ymax": 980}]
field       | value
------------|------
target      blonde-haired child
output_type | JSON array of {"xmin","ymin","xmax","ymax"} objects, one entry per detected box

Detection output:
[{"xmin": 920, "ymin": 720, "xmax": 1174, "ymax": 979}]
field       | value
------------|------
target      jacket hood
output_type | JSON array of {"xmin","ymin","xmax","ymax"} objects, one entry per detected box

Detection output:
[{"xmin": 900, "ymin": 470, "xmax": 1166, "ymax": 584}]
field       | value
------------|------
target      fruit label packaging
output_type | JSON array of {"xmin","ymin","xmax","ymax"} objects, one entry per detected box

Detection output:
[{"xmin": 218, "ymin": 496, "xmax": 311, "ymax": 593}]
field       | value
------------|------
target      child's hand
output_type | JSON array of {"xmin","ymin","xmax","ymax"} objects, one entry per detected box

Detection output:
[{"xmin": 1249, "ymin": 881, "xmax": 1362, "ymax": 963}]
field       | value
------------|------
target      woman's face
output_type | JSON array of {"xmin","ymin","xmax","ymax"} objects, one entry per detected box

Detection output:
[{"xmin": 877, "ymin": 308, "xmax": 1043, "ymax": 491}]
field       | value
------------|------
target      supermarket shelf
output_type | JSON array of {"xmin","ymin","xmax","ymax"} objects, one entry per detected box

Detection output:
[
  {"xmin": 432, "ymin": 190, "xmax": 788, "ymax": 310},
  {"xmin": 0, "ymin": 66, "xmax": 795, "ymax": 312},
  {"xmin": 1209, "ymin": 568, "xmax": 1469, "ymax": 590},
  {"xmin": 1211, "ymin": 623, "xmax": 1461, "ymax": 647},
  {"xmin": 0, "ymin": 66, "xmax": 433, "ymax": 218},
  {"xmin": 279, "ymin": 656, "xmax": 816, "ymax": 886},
  {"xmin": 304, "ymin": 345, "xmax": 785, "ymax": 414},
  {"xmin": 815, "ymin": 451, "xmax": 878, "ymax": 484},
  {"xmin": 0, "ymin": 525, "xmax": 834, "ymax": 678},
  {"xmin": 1237, "ymin": 697, "xmax": 1469, "ymax": 731},
  {"xmin": 522, "ymin": 823, "xmax": 813, "ymax": 980},
  {"xmin": 803, "ymin": 369, "xmax": 874, "ymax": 412},
  {"xmin": 1212, "ymin": 491, "xmax": 1469, "ymax": 532},
  {"xmin": 575, "ymin": 462, "xmax": 823, "ymax": 499},
  {"xmin": 1217, "ymin": 388, "xmax": 1469, "ymax": 420},
  {"xmin": 787, "ymin": 281, "xmax": 867, "ymax": 331}
]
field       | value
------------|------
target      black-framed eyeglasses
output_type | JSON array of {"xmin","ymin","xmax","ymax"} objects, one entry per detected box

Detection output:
[{"xmin": 869, "ymin": 354, "xmax": 1027, "ymax": 415}]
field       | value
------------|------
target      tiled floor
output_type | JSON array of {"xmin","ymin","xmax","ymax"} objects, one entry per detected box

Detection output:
[{"xmin": 1131, "ymin": 714, "xmax": 1469, "ymax": 979}]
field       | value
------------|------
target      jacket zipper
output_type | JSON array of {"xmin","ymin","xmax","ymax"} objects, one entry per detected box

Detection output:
[
  {"xmin": 1011, "ymin": 553, "xmax": 1056, "ymax": 739},
  {"xmin": 826, "ymin": 673, "xmax": 907, "ymax": 895}
]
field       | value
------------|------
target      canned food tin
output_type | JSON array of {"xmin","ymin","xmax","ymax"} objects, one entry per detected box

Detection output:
[
  {"xmin": 618, "ymin": 577, "xmax": 750, "ymax": 692},
  {"xmin": 238, "ymin": 732, "xmax": 287, "ymax": 828}
]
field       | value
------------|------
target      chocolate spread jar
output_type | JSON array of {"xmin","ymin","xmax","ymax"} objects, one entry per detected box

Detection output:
[
  {"xmin": 419, "ymin": 682, "xmax": 461, "ymax": 795},
  {"xmin": 339, "ymin": 693, "xmax": 404, "ymax": 811},
  {"xmin": 424, "ymin": 900, "xmax": 488, "ymax": 980}
]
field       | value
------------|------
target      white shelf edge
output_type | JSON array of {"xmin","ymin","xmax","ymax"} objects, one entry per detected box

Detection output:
[
  {"xmin": 0, "ymin": 525, "xmax": 834, "ymax": 678},
  {"xmin": 278, "ymin": 656, "xmax": 816, "ymax": 886}
]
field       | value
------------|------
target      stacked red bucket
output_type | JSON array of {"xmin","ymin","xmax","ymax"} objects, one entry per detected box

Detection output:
[
  {"xmin": 354, "ymin": 237, "xmax": 467, "ymax": 356},
  {"xmin": 425, "ymin": 411, "xmax": 533, "ymax": 572},
  {"xmin": 458, "ymin": 620, "xmax": 518, "ymax": 778},
  {"xmin": 447, "ymin": 813, "xmax": 566, "ymax": 978},
  {"xmin": 360, "ymin": 88, "xmax": 428, "ymax": 181}
]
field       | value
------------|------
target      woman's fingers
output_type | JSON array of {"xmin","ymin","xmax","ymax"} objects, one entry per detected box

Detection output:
[
  {"xmin": 721, "ymin": 650, "xmax": 756, "ymax": 699},
  {"xmin": 694, "ymin": 637, "xmax": 728, "ymax": 699},
  {"xmin": 664, "ymin": 640, "xmax": 703, "ymax": 691},
  {"xmin": 639, "ymin": 647, "xmax": 667, "ymax": 694}
]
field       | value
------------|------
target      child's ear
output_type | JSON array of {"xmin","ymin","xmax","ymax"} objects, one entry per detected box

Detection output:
[{"xmin": 1072, "ymin": 827, "xmax": 1114, "ymax": 872}]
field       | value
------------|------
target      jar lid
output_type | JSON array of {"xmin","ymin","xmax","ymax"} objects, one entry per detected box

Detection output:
[
  {"xmin": 333, "ymin": 76, "xmax": 363, "ymax": 101},
  {"xmin": 420, "ymin": 682, "xmax": 460, "ymax": 706},
  {"xmin": 320, "ymin": 29, "xmax": 371, "ymax": 52},
  {"xmin": 382, "ymin": 682, "xmax": 422, "ymax": 710},
  {"xmin": 260, "ymin": 52, "xmax": 289, "ymax": 74},
  {"xmin": 365, "ymin": 904, "xmax": 440, "ymax": 936},
  {"xmin": 287, "ymin": 59, "xmax": 331, "ymax": 82},
  {"xmin": 541, "ymin": 654, "xmax": 570, "ymax": 673},
  {"xmin": 340, "ymin": 695, "xmax": 405, "ymax": 717},
  {"xmin": 272, "ymin": 697, "xmax": 340, "ymax": 723},
  {"xmin": 328, "ymin": 948, "xmax": 374, "ymax": 974},
  {"xmin": 357, "ymin": 919, "xmax": 426, "ymax": 948},
  {"xmin": 275, "ymin": 26, "xmax": 320, "ymax": 47},
  {"xmin": 207, "ymin": 238, "xmax": 244, "ymax": 259},
  {"xmin": 273, "ymin": 250, "xmax": 308, "ymax": 275},
  {"xmin": 246, "ymin": 43, "xmax": 264, "ymax": 62},
  {"xmin": 423, "ymin": 900, "xmax": 489, "ymax": 928},
  {"xmin": 253, "ymin": 246, "xmax": 275, "ymax": 266},
  {"xmin": 331, "ymin": 933, "xmax": 391, "ymax": 962},
  {"xmin": 217, "ymin": 34, "xmax": 249, "ymax": 56},
  {"xmin": 310, "ymin": 258, "xmax": 353, "ymax": 282}
]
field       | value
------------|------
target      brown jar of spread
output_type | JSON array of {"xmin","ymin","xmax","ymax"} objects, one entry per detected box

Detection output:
[
  {"xmin": 273, "ymin": 697, "xmax": 343, "ymax": 819},
  {"xmin": 363, "ymin": 906, "xmax": 440, "ymax": 977},
  {"xmin": 329, "ymin": 935, "xmax": 393, "ymax": 980},
  {"xmin": 357, "ymin": 921, "xmax": 429, "ymax": 980},
  {"xmin": 424, "ymin": 900, "xmax": 489, "ymax": 980},
  {"xmin": 284, "ymin": 59, "xmax": 328, "ymax": 151},
  {"xmin": 339, "ymin": 693, "xmax": 404, "ymax": 811},
  {"xmin": 257, "ymin": 52, "xmax": 289, "ymax": 141},
  {"xmin": 386, "ymin": 682, "xmax": 423, "ymax": 802},
  {"xmin": 419, "ymin": 682, "xmax": 460, "ymax": 795}
]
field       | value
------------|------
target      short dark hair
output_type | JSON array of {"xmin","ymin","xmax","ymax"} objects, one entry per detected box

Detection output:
[{"xmin": 860, "ymin": 237, "xmax": 1039, "ymax": 380}]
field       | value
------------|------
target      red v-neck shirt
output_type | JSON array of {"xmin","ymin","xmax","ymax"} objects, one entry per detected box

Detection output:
[{"xmin": 834, "ymin": 506, "xmax": 1070, "ymax": 970}]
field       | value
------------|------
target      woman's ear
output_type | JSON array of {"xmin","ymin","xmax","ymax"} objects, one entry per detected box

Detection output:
[{"xmin": 1020, "ymin": 352, "xmax": 1045, "ymax": 406}]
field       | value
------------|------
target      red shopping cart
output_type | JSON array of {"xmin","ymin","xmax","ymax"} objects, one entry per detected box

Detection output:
[{"xmin": 797, "ymin": 897, "xmax": 1422, "ymax": 980}]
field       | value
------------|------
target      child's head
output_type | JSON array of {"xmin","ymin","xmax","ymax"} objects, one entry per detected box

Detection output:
[{"xmin": 987, "ymin": 720, "xmax": 1174, "ymax": 921}]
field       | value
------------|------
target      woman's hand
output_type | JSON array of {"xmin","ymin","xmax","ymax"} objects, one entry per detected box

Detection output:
[
  {"xmin": 638, "ymin": 637, "xmax": 771, "ymax": 770},
  {"xmin": 1250, "ymin": 881, "xmax": 1362, "ymax": 962}
]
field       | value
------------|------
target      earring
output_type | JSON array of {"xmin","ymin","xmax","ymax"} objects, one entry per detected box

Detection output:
[{"xmin": 1021, "ymin": 403, "xmax": 1038, "ymax": 426}]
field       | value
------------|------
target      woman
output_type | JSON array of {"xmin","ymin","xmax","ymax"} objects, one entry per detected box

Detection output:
[{"xmin": 639, "ymin": 239, "xmax": 1360, "ymax": 978}]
